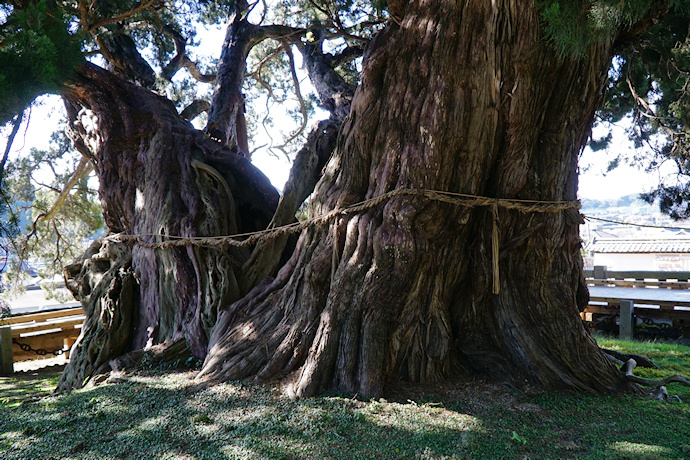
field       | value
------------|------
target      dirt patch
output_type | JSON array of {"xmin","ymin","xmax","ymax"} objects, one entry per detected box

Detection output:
[{"xmin": 385, "ymin": 375, "xmax": 543, "ymax": 414}]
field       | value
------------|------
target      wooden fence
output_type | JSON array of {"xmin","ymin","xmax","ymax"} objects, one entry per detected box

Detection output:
[
  {"xmin": 583, "ymin": 266, "xmax": 690, "ymax": 339},
  {"xmin": 585, "ymin": 266, "xmax": 690, "ymax": 285},
  {"xmin": 0, "ymin": 307, "xmax": 85, "ymax": 376}
]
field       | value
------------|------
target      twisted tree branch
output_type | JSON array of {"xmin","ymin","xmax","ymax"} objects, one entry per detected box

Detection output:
[{"xmin": 161, "ymin": 25, "xmax": 216, "ymax": 84}]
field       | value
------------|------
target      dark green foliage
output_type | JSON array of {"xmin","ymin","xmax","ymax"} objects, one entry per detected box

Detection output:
[
  {"xmin": 0, "ymin": 112, "xmax": 21, "ymax": 270},
  {"xmin": 589, "ymin": 131, "xmax": 613, "ymax": 152},
  {"xmin": 539, "ymin": 0, "xmax": 662, "ymax": 58},
  {"xmin": 641, "ymin": 185, "xmax": 690, "ymax": 219},
  {"xmin": 599, "ymin": 6, "xmax": 690, "ymax": 216},
  {"xmin": 0, "ymin": 176, "xmax": 19, "ymax": 271},
  {"xmin": 0, "ymin": 1, "xmax": 83, "ymax": 125},
  {"xmin": 194, "ymin": 0, "xmax": 237, "ymax": 24},
  {"xmin": 539, "ymin": 2, "xmax": 690, "ymax": 217}
]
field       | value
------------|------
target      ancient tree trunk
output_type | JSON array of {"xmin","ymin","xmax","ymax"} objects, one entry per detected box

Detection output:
[
  {"xmin": 205, "ymin": 0, "xmax": 256, "ymax": 156},
  {"xmin": 58, "ymin": 63, "xmax": 279, "ymax": 389},
  {"xmin": 237, "ymin": 40, "xmax": 355, "ymax": 294},
  {"xmin": 198, "ymin": 1, "xmax": 635, "ymax": 397}
]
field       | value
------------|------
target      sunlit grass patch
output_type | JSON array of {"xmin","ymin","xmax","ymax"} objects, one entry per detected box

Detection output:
[
  {"xmin": 597, "ymin": 337, "xmax": 690, "ymax": 394},
  {"xmin": 0, "ymin": 372, "xmax": 60, "ymax": 409},
  {"xmin": 361, "ymin": 397, "xmax": 480, "ymax": 433},
  {"xmin": 597, "ymin": 337, "xmax": 690, "ymax": 362},
  {"xmin": 610, "ymin": 440, "xmax": 673, "ymax": 459}
]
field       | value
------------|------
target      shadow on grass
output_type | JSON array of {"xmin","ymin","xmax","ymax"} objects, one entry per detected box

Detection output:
[
  {"xmin": 0, "ymin": 370, "xmax": 481, "ymax": 459},
  {"xmin": 0, "ymin": 368, "xmax": 62, "ymax": 408},
  {"xmin": 1, "ymin": 357, "xmax": 689, "ymax": 459},
  {"xmin": 385, "ymin": 376, "xmax": 690, "ymax": 460}
]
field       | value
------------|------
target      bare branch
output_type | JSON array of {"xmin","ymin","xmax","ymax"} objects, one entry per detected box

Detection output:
[
  {"xmin": 250, "ymin": 47, "xmax": 286, "ymax": 104},
  {"xmin": 239, "ymin": 119, "xmax": 340, "ymax": 293},
  {"xmin": 323, "ymin": 29, "xmax": 371, "ymax": 44},
  {"xmin": 180, "ymin": 100, "xmax": 211, "ymax": 121},
  {"xmin": 98, "ymin": 32, "xmax": 157, "ymax": 89},
  {"xmin": 303, "ymin": 3, "xmax": 376, "ymax": 43},
  {"xmin": 258, "ymin": 24, "xmax": 306, "ymax": 43},
  {"xmin": 205, "ymin": 7, "xmax": 259, "ymax": 155},
  {"xmin": 258, "ymin": 23, "xmax": 370, "ymax": 45},
  {"xmin": 20, "ymin": 155, "xmax": 94, "ymax": 279},
  {"xmin": 1, "ymin": 111, "xmax": 24, "ymax": 184},
  {"xmin": 626, "ymin": 372, "xmax": 690, "ymax": 389},
  {"xmin": 307, "ymin": 0, "xmax": 333, "ymax": 25},
  {"xmin": 275, "ymin": 44, "xmax": 308, "ymax": 149},
  {"xmin": 626, "ymin": 74, "xmax": 687, "ymax": 156},
  {"xmin": 307, "ymin": 0, "xmax": 346, "ymax": 32},
  {"xmin": 622, "ymin": 358, "xmax": 690, "ymax": 393},
  {"xmin": 259, "ymin": 0, "xmax": 268, "ymax": 25},
  {"xmin": 160, "ymin": 25, "xmax": 187, "ymax": 82},
  {"xmin": 602, "ymin": 348, "xmax": 660, "ymax": 369},
  {"xmin": 52, "ymin": 219, "xmax": 62, "ymax": 271},
  {"xmin": 77, "ymin": 0, "xmax": 89, "ymax": 29},
  {"xmin": 325, "ymin": 44, "xmax": 365, "ymax": 68},
  {"xmin": 32, "ymin": 156, "xmax": 94, "ymax": 224},
  {"xmin": 181, "ymin": 56, "xmax": 217, "ymax": 84},
  {"xmin": 300, "ymin": 32, "xmax": 355, "ymax": 122},
  {"xmin": 161, "ymin": 26, "xmax": 217, "ymax": 84}
]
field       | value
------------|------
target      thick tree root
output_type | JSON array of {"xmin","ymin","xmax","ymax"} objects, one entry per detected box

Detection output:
[
  {"xmin": 85, "ymin": 338, "xmax": 194, "ymax": 387},
  {"xmin": 621, "ymin": 358, "xmax": 690, "ymax": 401},
  {"xmin": 602, "ymin": 348, "xmax": 660, "ymax": 369}
]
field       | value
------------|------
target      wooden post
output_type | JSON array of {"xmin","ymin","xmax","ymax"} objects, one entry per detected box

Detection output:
[
  {"xmin": 0, "ymin": 326, "xmax": 13, "ymax": 376},
  {"xmin": 620, "ymin": 300, "xmax": 634, "ymax": 340},
  {"xmin": 593, "ymin": 265, "xmax": 607, "ymax": 280},
  {"xmin": 64, "ymin": 337, "xmax": 75, "ymax": 358}
]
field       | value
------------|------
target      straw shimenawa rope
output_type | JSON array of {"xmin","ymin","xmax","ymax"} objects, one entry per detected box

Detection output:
[{"xmin": 108, "ymin": 188, "xmax": 581, "ymax": 294}]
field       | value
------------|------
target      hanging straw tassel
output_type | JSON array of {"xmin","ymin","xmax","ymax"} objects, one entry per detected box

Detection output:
[
  {"xmin": 491, "ymin": 203, "xmax": 500, "ymax": 295},
  {"xmin": 330, "ymin": 222, "xmax": 340, "ymax": 284}
]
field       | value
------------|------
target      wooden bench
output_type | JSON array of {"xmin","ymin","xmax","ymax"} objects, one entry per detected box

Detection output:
[
  {"xmin": 583, "ymin": 267, "xmax": 690, "ymax": 339},
  {"xmin": 0, "ymin": 307, "xmax": 85, "ymax": 376}
]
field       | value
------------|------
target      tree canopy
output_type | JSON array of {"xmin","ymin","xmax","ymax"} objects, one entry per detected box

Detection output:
[{"xmin": 0, "ymin": 0, "xmax": 383, "ymax": 283}]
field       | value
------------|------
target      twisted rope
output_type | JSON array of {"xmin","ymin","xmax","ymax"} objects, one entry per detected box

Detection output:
[{"xmin": 107, "ymin": 188, "xmax": 580, "ymax": 294}]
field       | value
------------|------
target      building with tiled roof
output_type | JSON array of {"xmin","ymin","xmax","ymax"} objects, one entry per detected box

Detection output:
[{"xmin": 586, "ymin": 237, "xmax": 690, "ymax": 271}]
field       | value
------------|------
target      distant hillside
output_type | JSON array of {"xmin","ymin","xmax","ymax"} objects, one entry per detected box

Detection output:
[{"xmin": 581, "ymin": 194, "xmax": 652, "ymax": 213}]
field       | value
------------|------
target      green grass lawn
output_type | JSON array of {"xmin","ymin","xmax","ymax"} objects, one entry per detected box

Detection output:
[{"xmin": 1, "ymin": 337, "xmax": 688, "ymax": 459}]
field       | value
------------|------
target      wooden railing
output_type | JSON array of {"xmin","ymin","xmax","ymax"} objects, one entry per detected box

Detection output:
[
  {"xmin": 584, "ymin": 267, "xmax": 690, "ymax": 285},
  {"xmin": 0, "ymin": 307, "xmax": 85, "ymax": 376},
  {"xmin": 583, "ymin": 266, "xmax": 690, "ymax": 339}
]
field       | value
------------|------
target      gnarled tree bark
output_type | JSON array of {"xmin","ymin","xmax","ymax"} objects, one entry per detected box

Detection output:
[
  {"xmin": 198, "ymin": 1, "xmax": 639, "ymax": 398},
  {"xmin": 56, "ymin": 12, "xmax": 353, "ymax": 391},
  {"xmin": 57, "ymin": 62, "xmax": 279, "ymax": 390},
  {"xmin": 204, "ymin": 0, "xmax": 258, "ymax": 156},
  {"xmin": 238, "ymin": 39, "xmax": 356, "ymax": 294}
]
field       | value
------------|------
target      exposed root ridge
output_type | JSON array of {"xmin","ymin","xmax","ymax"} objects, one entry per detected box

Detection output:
[
  {"xmin": 602, "ymin": 348, "xmax": 659, "ymax": 369},
  {"xmin": 619, "ymin": 357, "xmax": 689, "ymax": 402},
  {"xmin": 622, "ymin": 358, "xmax": 690, "ymax": 390}
]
